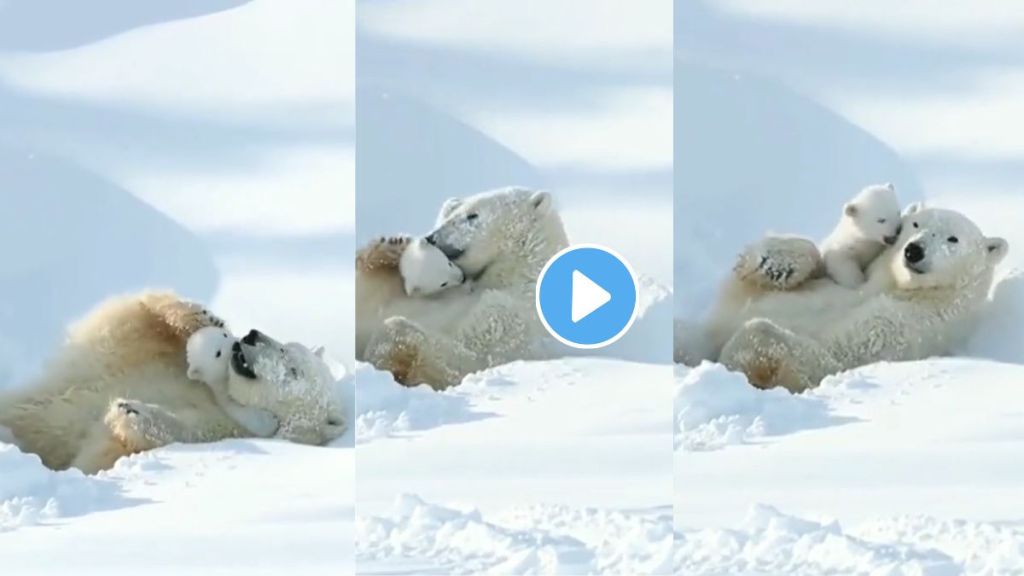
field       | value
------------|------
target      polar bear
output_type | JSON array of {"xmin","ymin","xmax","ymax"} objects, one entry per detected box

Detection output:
[
  {"xmin": 357, "ymin": 187, "xmax": 569, "ymax": 389},
  {"xmin": 686, "ymin": 205, "xmax": 1007, "ymax": 393},
  {"xmin": 0, "ymin": 292, "xmax": 343, "ymax": 473},
  {"xmin": 186, "ymin": 326, "xmax": 280, "ymax": 437},
  {"xmin": 400, "ymin": 236, "xmax": 467, "ymax": 296},
  {"xmin": 820, "ymin": 183, "xmax": 902, "ymax": 288}
]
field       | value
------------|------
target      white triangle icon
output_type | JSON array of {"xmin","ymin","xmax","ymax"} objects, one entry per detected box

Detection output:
[{"xmin": 571, "ymin": 270, "xmax": 612, "ymax": 323}]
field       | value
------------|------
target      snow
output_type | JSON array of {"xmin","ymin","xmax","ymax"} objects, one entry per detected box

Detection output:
[
  {"xmin": 675, "ymin": 363, "xmax": 846, "ymax": 452},
  {"xmin": 0, "ymin": 440, "xmax": 354, "ymax": 575},
  {"xmin": 356, "ymin": 358, "xmax": 673, "ymax": 574}
]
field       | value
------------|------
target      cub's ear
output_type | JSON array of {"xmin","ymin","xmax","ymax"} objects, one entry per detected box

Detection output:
[
  {"xmin": 439, "ymin": 197, "xmax": 463, "ymax": 219},
  {"xmin": 985, "ymin": 237, "xmax": 1008, "ymax": 265},
  {"xmin": 312, "ymin": 346, "xmax": 325, "ymax": 359},
  {"xmin": 843, "ymin": 202, "xmax": 858, "ymax": 217},
  {"xmin": 902, "ymin": 201, "xmax": 924, "ymax": 217},
  {"xmin": 883, "ymin": 182, "xmax": 895, "ymax": 192},
  {"xmin": 530, "ymin": 190, "xmax": 553, "ymax": 215}
]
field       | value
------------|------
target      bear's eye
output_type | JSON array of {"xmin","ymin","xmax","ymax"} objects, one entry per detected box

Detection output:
[
  {"xmin": 877, "ymin": 218, "xmax": 886, "ymax": 224},
  {"xmin": 466, "ymin": 213, "xmax": 479, "ymax": 221},
  {"xmin": 215, "ymin": 351, "xmax": 222, "ymax": 358},
  {"xmin": 912, "ymin": 222, "xmax": 919, "ymax": 229},
  {"xmin": 441, "ymin": 282, "xmax": 448, "ymax": 287},
  {"xmin": 947, "ymin": 236, "xmax": 959, "ymax": 244}
]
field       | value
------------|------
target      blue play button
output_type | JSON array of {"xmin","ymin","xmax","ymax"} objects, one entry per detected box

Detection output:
[{"xmin": 536, "ymin": 244, "xmax": 639, "ymax": 349}]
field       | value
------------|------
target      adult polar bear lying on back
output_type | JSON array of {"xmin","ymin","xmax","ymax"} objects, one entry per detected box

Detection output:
[
  {"xmin": 357, "ymin": 187, "xmax": 569, "ymax": 389},
  {"xmin": 0, "ymin": 292, "xmax": 344, "ymax": 473},
  {"xmin": 684, "ymin": 205, "xmax": 1007, "ymax": 393}
]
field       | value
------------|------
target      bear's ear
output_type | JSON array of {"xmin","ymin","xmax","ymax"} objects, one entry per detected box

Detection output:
[
  {"xmin": 883, "ymin": 182, "xmax": 895, "ymax": 192},
  {"xmin": 530, "ymin": 191, "xmax": 553, "ymax": 215},
  {"xmin": 985, "ymin": 237, "xmax": 1008, "ymax": 265},
  {"xmin": 439, "ymin": 197, "xmax": 462, "ymax": 219},
  {"xmin": 312, "ymin": 346, "xmax": 325, "ymax": 359},
  {"xmin": 843, "ymin": 202, "xmax": 858, "ymax": 217},
  {"xmin": 902, "ymin": 201, "xmax": 924, "ymax": 217}
]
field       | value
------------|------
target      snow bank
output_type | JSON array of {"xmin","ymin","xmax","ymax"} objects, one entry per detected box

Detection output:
[
  {"xmin": 355, "ymin": 363, "xmax": 494, "ymax": 443},
  {"xmin": 675, "ymin": 363, "xmax": 843, "ymax": 451},
  {"xmin": 967, "ymin": 270, "xmax": 1024, "ymax": 364},
  {"xmin": 0, "ymin": 444, "xmax": 123, "ymax": 532},
  {"xmin": 676, "ymin": 505, "xmax": 959, "ymax": 575},
  {"xmin": 358, "ymin": 493, "xmax": 672, "ymax": 575}
]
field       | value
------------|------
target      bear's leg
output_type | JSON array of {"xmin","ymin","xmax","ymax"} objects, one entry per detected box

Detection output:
[
  {"xmin": 71, "ymin": 399, "xmax": 196, "ymax": 473},
  {"xmin": 451, "ymin": 290, "xmax": 532, "ymax": 367},
  {"xmin": 719, "ymin": 319, "xmax": 841, "ymax": 393},
  {"xmin": 733, "ymin": 236, "xmax": 822, "ymax": 291},
  {"xmin": 140, "ymin": 293, "xmax": 226, "ymax": 338},
  {"xmin": 365, "ymin": 317, "xmax": 477, "ymax": 390}
]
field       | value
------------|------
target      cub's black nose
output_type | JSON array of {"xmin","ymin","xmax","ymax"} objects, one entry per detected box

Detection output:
[
  {"xmin": 241, "ymin": 329, "xmax": 261, "ymax": 346},
  {"xmin": 425, "ymin": 233, "xmax": 437, "ymax": 246},
  {"xmin": 231, "ymin": 341, "xmax": 242, "ymax": 353},
  {"xmin": 904, "ymin": 242, "xmax": 925, "ymax": 264}
]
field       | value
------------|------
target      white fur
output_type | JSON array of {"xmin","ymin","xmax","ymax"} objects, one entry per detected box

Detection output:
[
  {"xmin": 186, "ymin": 327, "xmax": 279, "ymax": 437},
  {"xmin": 399, "ymin": 237, "xmax": 466, "ymax": 296},
  {"xmin": 820, "ymin": 183, "xmax": 902, "ymax": 288},
  {"xmin": 357, "ymin": 187, "xmax": 569, "ymax": 389},
  {"xmin": 0, "ymin": 292, "xmax": 343, "ymax": 473},
  {"xmin": 684, "ymin": 207, "xmax": 1006, "ymax": 392}
]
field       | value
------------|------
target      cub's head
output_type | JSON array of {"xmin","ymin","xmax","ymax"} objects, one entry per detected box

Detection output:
[
  {"xmin": 186, "ymin": 326, "xmax": 234, "ymax": 385},
  {"xmin": 844, "ymin": 183, "xmax": 902, "ymax": 245},
  {"xmin": 890, "ymin": 204, "xmax": 1007, "ymax": 290},
  {"xmin": 399, "ymin": 236, "xmax": 465, "ymax": 296},
  {"xmin": 424, "ymin": 187, "xmax": 562, "ymax": 280},
  {"xmin": 227, "ymin": 329, "xmax": 345, "ymax": 445}
]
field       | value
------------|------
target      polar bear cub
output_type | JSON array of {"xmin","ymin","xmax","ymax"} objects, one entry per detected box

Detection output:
[
  {"xmin": 820, "ymin": 183, "xmax": 902, "ymax": 288},
  {"xmin": 399, "ymin": 236, "xmax": 467, "ymax": 296},
  {"xmin": 186, "ymin": 327, "xmax": 280, "ymax": 437}
]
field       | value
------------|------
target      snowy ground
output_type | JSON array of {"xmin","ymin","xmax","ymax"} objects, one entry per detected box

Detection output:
[
  {"xmin": 355, "ymin": 3, "xmax": 674, "ymax": 573},
  {"xmin": 357, "ymin": 359, "xmax": 673, "ymax": 574},
  {"xmin": 675, "ymin": 2, "xmax": 1024, "ymax": 573},
  {"xmin": 0, "ymin": 1, "xmax": 355, "ymax": 572}
]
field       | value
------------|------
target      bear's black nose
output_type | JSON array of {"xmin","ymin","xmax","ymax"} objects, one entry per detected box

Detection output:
[
  {"xmin": 425, "ymin": 233, "xmax": 437, "ymax": 246},
  {"xmin": 241, "ymin": 329, "xmax": 261, "ymax": 346},
  {"xmin": 231, "ymin": 341, "xmax": 242, "ymax": 353},
  {"xmin": 904, "ymin": 242, "xmax": 925, "ymax": 264}
]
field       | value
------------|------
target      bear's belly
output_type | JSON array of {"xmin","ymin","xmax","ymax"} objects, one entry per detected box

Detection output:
[
  {"xmin": 740, "ymin": 279, "xmax": 869, "ymax": 338},
  {"xmin": 383, "ymin": 289, "xmax": 485, "ymax": 334}
]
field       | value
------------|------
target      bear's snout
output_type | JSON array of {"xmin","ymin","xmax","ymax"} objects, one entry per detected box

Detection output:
[
  {"xmin": 241, "ymin": 329, "xmax": 262, "ymax": 346},
  {"xmin": 904, "ymin": 242, "xmax": 925, "ymax": 264}
]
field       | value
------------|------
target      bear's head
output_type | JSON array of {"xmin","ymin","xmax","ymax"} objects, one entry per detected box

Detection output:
[
  {"xmin": 186, "ymin": 326, "xmax": 234, "ymax": 385},
  {"xmin": 399, "ymin": 236, "xmax": 466, "ymax": 296},
  {"xmin": 885, "ymin": 204, "xmax": 1007, "ymax": 293},
  {"xmin": 226, "ymin": 329, "xmax": 345, "ymax": 445},
  {"xmin": 843, "ymin": 183, "xmax": 902, "ymax": 246},
  {"xmin": 424, "ymin": 187, "xmax": 569, "ymax": 290}
]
